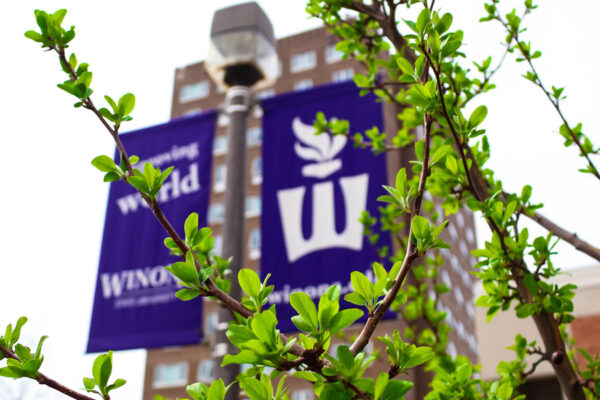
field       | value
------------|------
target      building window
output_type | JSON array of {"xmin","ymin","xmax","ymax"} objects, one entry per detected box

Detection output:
[
  {"xmin": 248, "ymin": 228, "xmax": 261, "ymax": 260},
  {"xmin": 214, "ymin": 164, "xmax": 227, "ymax": 193},
  {"xmin": 182, "ymin": 108, "xmax": 202, "ymax": 116},
  {"xmin": 455, "ymin": 287, "xmax": 464, "ymax": 306},
  {"xmin": 325, "ymin": 44, "xmax": 344, "ymax": 63},
  {"xmin": 447, "ymin": 341, "xmax": 457, "ymax": 358},
  {"xmin": 153, "ymin": 362, "xmax": 188, "ymax": 388},
  {"xmin": 277, "ymin": 59, "xmax": 282, "ymax": 77},
  {"xmin": 247, "ymin": 127, "xmax": 263, "ymax": 146},
  {"xmin": 294, "ymin": 79, "xmax": 313, "ymax": 91},
  {"xmin": 251, "ymin": 156, "xmax": 262, "ymax": 185},
  {"xmin": 291, "ymin": 389, "xmax": 314, "ymax": 400},
  {"xmin": 253, "ymin": 105, "xmax": 263, "ymax": 119},
  {"xmin": 208, "ymin": 203, "xmax": 224, "ymax": 224},
  {"xmin": 213, "ymin": 234, "xmax": 223, "ymax": 256},
  {"xmin": 213, "ymin": 135, "xmax": 228, "ymax": 155},
  {"xmin": 179, "ymin": 81, "xmax": 209, "ymax": 103},
  {"xmin": 441, "ymin": 270, "xmax": 451, "ymax": 289},
  {"xmin": 197, "ymin": 359, "xmax": 215, "ymax": 383},
  {"xmin": 459, "ymin": 240, "xmax": 469, "ymax": 258},
  {"xmin": 217, "ymin": 113, "xmax": 230, "ymax": 127},
  {"xmin": 290, "ymin": 50, "xmax": 316, "ymax": 73},
  {"xmin": 455, "ymin": 212, "xmax": 465, "ymax": 227},
  {"xmin": 332, "ymin": 68, "xmax": 354, "ymax": 82},
  {"xmin": 465, "ymin": 226, "xmax": 475, "ymax": 244},
  {"xmin": 245, "ymin": 196, "xmax": 261, "ymax": 218},
  {"xmin": 256, "ymin": 89, "xmax": 275, "ymax": 100},
  {"xmin": 205, "ymin": 312, "xmax": 219, "ymax": 336}
]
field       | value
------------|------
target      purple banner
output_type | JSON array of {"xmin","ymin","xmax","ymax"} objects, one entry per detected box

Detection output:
[
  {"xmin": 87, "ymin": 112, "xmax": 215, "ymax": 353},
  {"xmin": 261, "ymin": 82, "xmax": 391, "ymax": 332}
]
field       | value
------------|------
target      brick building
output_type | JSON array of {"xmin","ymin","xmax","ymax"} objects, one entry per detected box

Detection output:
[{"xmin": 142, "ymin": 25, "xmax": 480, "ymax": 400}]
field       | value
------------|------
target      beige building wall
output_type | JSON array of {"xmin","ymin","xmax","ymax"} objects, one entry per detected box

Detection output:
[{"xmin": 475, "ymin": 264, "xmax": 600, "ymax": 394}]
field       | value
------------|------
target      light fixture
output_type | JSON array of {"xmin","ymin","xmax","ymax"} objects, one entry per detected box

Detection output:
[{"xmin": 206, "ymin": 2, "xmax": 277, "ymax": 89}]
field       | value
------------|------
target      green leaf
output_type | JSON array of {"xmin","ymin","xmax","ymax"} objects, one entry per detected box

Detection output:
[
  {"xmin": 350, "ymin": 271, "xmax": 373, "ymax": 301},
  {"xmin": 396, "ymin": 57, "xmax": 414, "ymax": 75},
  {"xmin": 291, "ymin": 315, "xmax": 313, "ymax": 333},
  {"xmin": 430, "ymin": 145, "xmax": 454, "ymax": 166},
  {"xmin": 207, "ymin": 379, "xmax": 226, "ymax": 400},
  {"xmin": 15, "ymin": 344, "xmax": 33, "ymax": 362},
  {"xmin": 103, "ymin": 172, "xmax": 121, "ymax": 182},
  {"xmin": 107, "ymin": 378, "xmax": 126, "ymax": 392},
  {"xmin": 24, "ymin": 30, "xmax": 43, "ymax": 42},
  {"xmin": 175, "ymin": 288, "xmax": 201, "ymax": 301},
  {"xmin": 294, "ymin": 371, "xmax": 319, "ymax": 382},
  {"xmin": 353, "ymin": 74, "xmax": 370, "ymax": 88},
  {"xmin": 468, "ymin": 105, "xmax": 488, "ymax": 127},
  {"xmin": 223, "ymin": 350, "xmax": 260, "ymax": 366},
  {"xmin": 456, "ymin": 363, "xmax": 472, "ymax": 385},
  {"xmin": 105, "ymin": 95, "xmax": 118, "ymax": 113},
  {"xmin": 497, "ymin": 382, "xmax": 513, "ymax": 400},
  {"xmin": 240, "ymin": 377, "xmax": 269, "ymax": 400},
  {"xmin": 416, "ymin": 8, "xmax": 431, "ymax": 36},
  {"xmin": 578, "ymin": 348, "xmax": 593, "ymax": 363},
  {"xmin": 83, "ymin": 377, "xmax": 96, "ymax": 391},
  {"xmin": 91, "ymin": 155, "xmax": 117, "ymax": 173},
  {"xmin": 329, "ymin": 309, "xmax": 364, "ymax": 333},
  {"xmin": 118, "ymin": 93, "xmax": 136, "ymax": 117},
  {"xmin": 251, "ymin": 311, "xmax": 277, "ymax": 348},
  {"xmin": 374, "ymin": 372, "xmax": 389, "ymax": 400},
  {"xmin": 92, "ymin": 352, "xmax": 113, "ymax": 391},
  {"xmin": 187, "ymin": 382, "xmax": 209, "ymax": 399},
  {"xmin": 382, "ymin": 380, "xmax": 413, "ymax": 400},
  {"xmin": 167, "ymin": 259, "xmax": 199, "ymax": 285},
  {"xmin": 127, "ymin": 176, "xmax": 149, "ymax": 193},
  {"xmin": 0, "ymin": 366, "xmax": 26, "ymax": 379},
  {"xmin": 185, "ymin": 212, "xmax": 198, "ymax": 241},
  {"xmin": 405, "ymin": 346, "xmax": 434, "ymax": 368},
  {"xmin": 523, "ymin": 273, "xmax": 538, "ymax": 295},
  {"xmin": 226, "ymin": 325, "xmax": 257, "ymax": 348},
  {"xmin": 10, "ymin": 317, "xmax": 28, "ymax": 346},
  {"xmin": 239, "ymin": 269, "xmax": 262, "ymax": 298},
  {"xmin": 521, "ymin": 185, "xmax": 532, "ymax": 202},
  {"xmin": 344, "ymin": 291, "xmax": 367, "ymax": 306},
  {"xmin": 411, "ymin": 215, "xmax": 430, "ymax": 239},
  {"xmin": 337, "ymin": 345, "xmax": 354, "ymax": 370},
  {"xmin": 34, "ymin": 336, "xmax": 47, "ymax": 360},
  {"xmin": 515, "ymin": 303, "xmax": 536, "ymax": 318},
  {"xmin": 290, "ymin": 292, "xmax": 318, "ymax": 331}
]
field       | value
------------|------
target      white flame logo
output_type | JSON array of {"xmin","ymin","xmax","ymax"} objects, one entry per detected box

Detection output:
[{"xmin": 292, "ymin": 117, "xmax": 347, "ymax": 179}]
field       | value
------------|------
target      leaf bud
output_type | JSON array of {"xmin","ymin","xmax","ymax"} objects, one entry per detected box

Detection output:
[{"xmin": 551, "ymin": 350, "xmax": 564, "ymax": 365}]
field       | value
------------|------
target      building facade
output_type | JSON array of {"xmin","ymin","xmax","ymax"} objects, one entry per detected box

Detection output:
[
  {"xmin": 475, "ymin": 264, "xmax": 600, "ymax": 399},
  {"xmin": 142, "ymin": 26, "xmax": 479, "ymax": 400}
]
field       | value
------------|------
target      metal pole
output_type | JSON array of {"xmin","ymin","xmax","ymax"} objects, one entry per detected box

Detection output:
[{"xmin": 212, "ymin": 85, "xmax": 250, "ymax": 399}]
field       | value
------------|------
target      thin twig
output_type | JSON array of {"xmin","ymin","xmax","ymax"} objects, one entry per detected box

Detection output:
[
  {"xmin": 525, "ymin": 210, "xmax": 600, "ymax": 262},
  {"xmin": 350, "ymin": 112, "xmax": 434, "ymax": 355},
  {"xmin": 495, "ymin": 16, "xmax": 600, "ymax": 181},
  {"xmin": 0, "ymin": 345, "xmax": 95, "ymax": 400}
]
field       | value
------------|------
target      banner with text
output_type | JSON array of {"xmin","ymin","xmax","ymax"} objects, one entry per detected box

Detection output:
[
  {"xmin": 261, "ymin": 82, "xmax": 391, "ymax": 332},
  {"xmin": 87, "ymin": 112, "xmax": 215, "ymax": 352}
]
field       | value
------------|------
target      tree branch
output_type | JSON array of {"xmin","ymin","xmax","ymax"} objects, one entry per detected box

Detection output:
[
  {"xmin": 350, "ymin": 112, "xmax": 433, "ymax": 355},
  {"xmin": 526, "ymin": 210, "xmax": 600, "ymax": 262},
  {"xmin": 0, "ymin": 345, "xmax": 95, "ymax": 400}
]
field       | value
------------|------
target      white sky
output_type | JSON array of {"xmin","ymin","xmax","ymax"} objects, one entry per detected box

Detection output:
[{"xmin": 1, "ymin": 1, "xmax": 599, "ymax": 399}]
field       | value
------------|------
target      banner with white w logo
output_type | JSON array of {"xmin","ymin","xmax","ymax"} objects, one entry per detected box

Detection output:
[
  {"xmin": 261, "ymin": 82, "xmax": 391, "ymax": 332},
  {"xmin": 87, "ymin": 112, "xmax": 215, "ymax": 352}
]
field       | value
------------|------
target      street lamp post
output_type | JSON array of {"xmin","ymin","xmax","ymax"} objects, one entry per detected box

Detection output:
[{"xmin": 205, "ymin": 2, "xmax": 277, "ymax": 397}]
